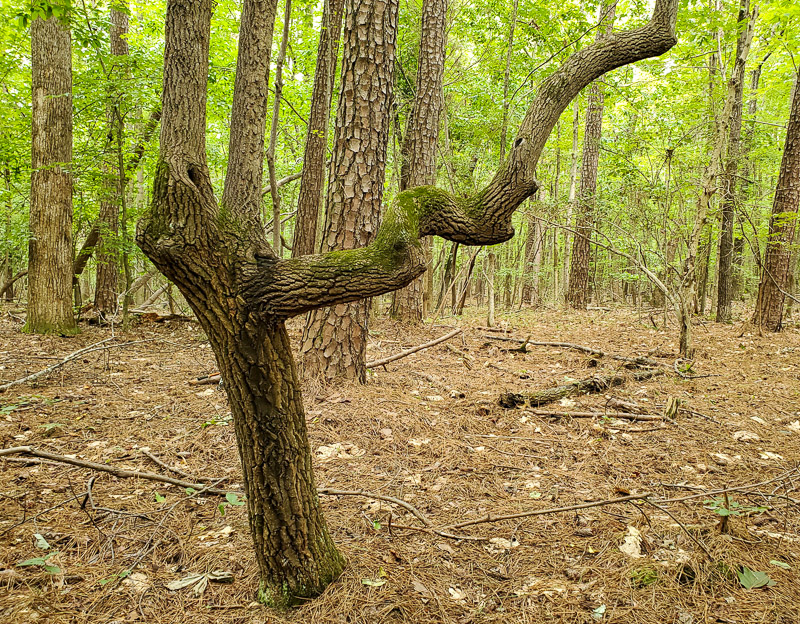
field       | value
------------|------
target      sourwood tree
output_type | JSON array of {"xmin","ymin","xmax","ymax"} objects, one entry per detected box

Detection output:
[{"xmin": 136, "ymin": 0, "xmax": 679, "ymax": 606}]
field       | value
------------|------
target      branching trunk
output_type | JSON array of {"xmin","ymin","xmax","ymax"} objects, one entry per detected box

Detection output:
[{"xmin": 137, "ymin": 0, "xmax": 678, "ymax": 605}]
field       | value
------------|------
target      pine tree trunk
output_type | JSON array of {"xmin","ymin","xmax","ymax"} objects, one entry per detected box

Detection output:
[
  {"xmin": 716, "ymin": 0, "xmax": 751, "ymax": 323},
  {"xmin": 753, "ymin": 74, "xmax": 800, "ymax": 331},
  {"xmin": 26, "ymin": 11, "xmax": 77, "ymax": 335},
  {"xmin": 292, "ymin": 0, "xmax": 343, "ymax": 257},
  {"xmin": 391, "ymin": 0, "xmax": 447, "ymax": 322},
  {"xmin": 300, "ymin": 0, "xmax": 398, "ymax": 383},
  {"xmin": 95, "ymin": 6, "xmax": 129, "ymax": 319},
  {"xmin": 566, "ymin": 3, "xmax": 615, "ymax": 310}
]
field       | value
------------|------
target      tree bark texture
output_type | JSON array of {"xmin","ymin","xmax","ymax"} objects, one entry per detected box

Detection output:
[
  {"xmin": 137, "ymin": 0, "xmax": 678, "ymax": 605},
  {"xmin": 138, "ymin": 0, "xmax": 343, "ymax": 606},
  {"xmin": 292, "ymin": 0, "xmax": 344, "ymax": 258},
  {"xmin": 392, "ymin": 0, "xmax": 447, "ymax": 322},
  {"xmin": 95, "ymin": 6, "xmax": 130, "ymax": 318},
  {"xmin": 26, "ymin": 10, "xmax": 77, "ymax": 335},
  {"xmin": 566, "ymin": 3, "xmax": 615, "ymax": 310},
  {"xmin": 753, "ymin": 74, "xmax": 800, "ymax": 331},
  {"xmin": 300, "ymin": 0, "xmax": 399, "ymax": 383},
  {"xmin": 715, "ymin": 0, "xmax": 753, "ymax": 323}
]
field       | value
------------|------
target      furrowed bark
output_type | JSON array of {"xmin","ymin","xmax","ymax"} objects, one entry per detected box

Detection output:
[
  {"xmin": 753, "ymin": 73, "xmax": 800, "ymax": 331},
  {"xmin": 25, "ymin": 8, "xmax": 77, "ymax": 335},
  {"xmin": 392, "ymin": 0, "xmax": 447, "ymax": 322},
  {"xmin": 299, "ymin": 0, "xmax": 399, "ymax": 383}
]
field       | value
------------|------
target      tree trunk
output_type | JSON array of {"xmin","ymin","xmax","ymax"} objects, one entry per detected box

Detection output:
[
  {"xmin": 3, "ymin": 167, "xmax": 13, "ymax": 301},
  {"xmin": 716, "ymin": 0, "xmax": 752, "ymax": 323},
  {"xmin": 562, "ymin": 98, "xmax": 580, "ymax": 300},
  {"xmin": 25, "ymin": 10, "xmax": 77, "ymax": 335},
  {"xmin": 300, "ymin": 0, "xmax": 399, "ymax": 383},
  {"xmin": 499, "ymin": 0, "xmax": 519, "ymax": 163},
  {"xmin": 292, "ymin": 0, "xmax": 344, "ymax": 257},
  {"xmin": 566, "ymin": 3, "xmax": 615, "ymax": 310},
  {"xmin": 138, "ymin": 0, "xmax": 678, "ymax": 605},
  {"xmin": 266, "ymin": 0, "xmax": 292, "ymax": 258},
  {"xmin": 95, "ymin": 6, "xmax": 130, "ymax": 319},
  {"xmin": 391, "ymin": 0, "xmax": 447, "ymax": 322},
  {"xmin": 487, "ymin": 251, "xmax": 496, "ymax": 326},
  {"xmin": 753, "ymin": 74, "xmax": 800, "ymax": 331}
]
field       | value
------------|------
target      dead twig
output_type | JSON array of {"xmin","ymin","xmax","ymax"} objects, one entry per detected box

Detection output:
[
  {"xmin": 526, "ymin": 409, "xmax": 665, "ymax": 422},
  {"xmin": 482, "ymin": 335, "xmax": 663, "ymax": 367},
  {"xmin": 366, "ymin": 328, "xmax": 462, "ymax": 369},
  {"xmin": 0, "ymin": 338, "xmax": 160, "ymax": 393},
  {"xmin": 444, "ymin": 493, "xmax": 653, "ymax": 530},
  {"xmin": 0, "ymin": 446, "xmax": 237, "ymax": 496},
  {"xmin": 140, "ymin": 449, "xmax": 226, "ymax": 484}
]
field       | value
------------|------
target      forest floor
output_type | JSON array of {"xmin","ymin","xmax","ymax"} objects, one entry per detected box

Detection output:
[{"xmin": 1, "ymin": 304, "xmax": 799, "ymax": 624}]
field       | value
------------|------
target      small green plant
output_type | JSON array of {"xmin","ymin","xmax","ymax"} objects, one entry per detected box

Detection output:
[
  {"xmin": 737, "ymin": 566, "xmax": 775, "ymax": 589},
  {"xmin": 99, "ymin": 569, "xmax": 131, "ymax": 585},
  {"xmin": 630, "ymin": 567, "xmax": 659, "ymax": 587},
  {"xmin": 218, "ymin": 492, "xmax": 245, "ymax": 516},
  {"xmin": 202, "ymin": 413, "xmax": 233, "ymax": 428},
  {"xmin": 704, "ymin": 497, "xmax": 767, "ymax": 517},
  {"xmin": 17, "ymin": 552, "xmax": 61, "ymax": 574}
]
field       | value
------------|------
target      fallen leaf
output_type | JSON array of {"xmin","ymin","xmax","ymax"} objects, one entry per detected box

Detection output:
[
  {"xmin": 619, "ymin": 526, "xmax": 644, "ymax": 558},
  {"xmin": 733, "ymin": 430, "xmax": 760, "ymax": 442}
]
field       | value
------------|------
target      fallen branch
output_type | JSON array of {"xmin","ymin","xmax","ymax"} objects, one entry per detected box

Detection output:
[
  {"xmin": 483, "ymin": 335, "xmax": 662, "ymax": 367},
  {"xmin": 499, "ymin": 368, "xmax": 665, "ymax": 408},
  {"xmin": 445, "ymin": 493, "xmax": 653, "ymax": 530},
  {"xmin": 140, "ymin": 449, "xmax": 227, "ymax": 483},
  {"xmin": 526, "ymin": 409, "xmax": 665, "ymax": 422},
  {"xmin": 0, "ymin": 338, "xmax": 159, "ymax": 393},
  {"xmin": 0, "ymin": 446, "xmax": 236, "ymax": 496},
  {"xmin": 318, "ymin": 487, "xmax": 480, "ymax": 541},
  {"xmin": 366, "ymin": 328, "xmax": 462, "ymax": 369}
]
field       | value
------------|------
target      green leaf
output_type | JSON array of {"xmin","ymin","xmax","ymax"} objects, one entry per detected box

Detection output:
[
  {"xmin": 361, "ymin": 578, "xmax": 387, "ymax": 587},
  {"xmin": 592, "ymin": 604, "xmax": 606, "ymax": 620},
  {"xmin": 154, "ymin": 492, "xmax": 165, "ymax": 503},
  {"xmin": 770, "ymin": 560, "xmax": 791, "ymax": 570},
  {"xmin": 218, "ymin": 503, "xmax": 226, "ymax": 516},
  {"xmin": 185, "ymin": 487, "xmax": 197, "ymax": 495},
  {"xmin": 737, "ymin": 566, "xmax": 775, "ymax": 589},
  {"xmin": 225, "ymin": 492, "xmax": 244, "ymax": 506}
]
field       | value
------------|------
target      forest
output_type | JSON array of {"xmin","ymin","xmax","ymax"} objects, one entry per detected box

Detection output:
[{"xmin": 0, "ymin": 0, "xmax": 799, "ymax": 622}]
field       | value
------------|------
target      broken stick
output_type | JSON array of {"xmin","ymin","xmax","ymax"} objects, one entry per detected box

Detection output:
[
  {"xmin": 499, "ymin": 368, "xmax": 665, "ymax": 408},
  {"xmin": 366, "ymin": 328, "xmax": 462, "ymax": 369}
]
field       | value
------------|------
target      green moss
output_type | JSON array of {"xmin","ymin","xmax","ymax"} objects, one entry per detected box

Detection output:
[
  {"xmin": 256, "ymin": 547, "xmax": 345, "ymax": 610},
  {"xmin": 629, "ymin": 566, "xmax": 659, "ymax": 588}
]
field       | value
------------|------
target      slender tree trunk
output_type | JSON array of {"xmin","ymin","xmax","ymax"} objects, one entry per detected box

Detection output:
[
  {"xmin": 95, "ymin": 6, "xmax": 130, "ymax": 319},
  {"xmin": 292, "ymin": 0, "xmax": 344, "ymax": 257},
  {"xmin": 300, "ymin": 0, "xmax": 399, "ymax": 383},
  {"xmin": 753, "ymin": 74, "xmax": 800, "ymax": 331},
  {"xmin": 716, "ymin": 0, "xmax": 753, "ymax": 322},
  {"xmin": 391, "ymin": 0, "xmax": 447, "ymax": 322},
  {"xmin": 566, "ymin": 3, "xmax": 615, "ymax": 310},
  {"xmin": 487, "ymin": 251, "xmax": 496, "ymax": 326},
  {"xmin": 266, "ymin": 0, "xmax": 292, "ymax": 258},
  {"xmin": 562, "ymin": 98, "xmax": 580, "ymax": 300},
  {"xmin": 499, "ymin": 0, "xmax": 519, "ymax": 163},
  {"xmin": 3, "ymin": 167, "xmax": 13, "ymax": 301},
  {"xmin": 679, "ymin": 6, "xmax": 754, "ymax": 356},
  {"xmin": 25, "ymin": 9, "xmax": 77, "ymax": 335}
]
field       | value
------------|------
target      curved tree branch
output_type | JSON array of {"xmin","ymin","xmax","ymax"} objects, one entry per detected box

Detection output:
[{"xmin": 243, "ymin": 0, "xmax": 679, "ymax": 319}]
